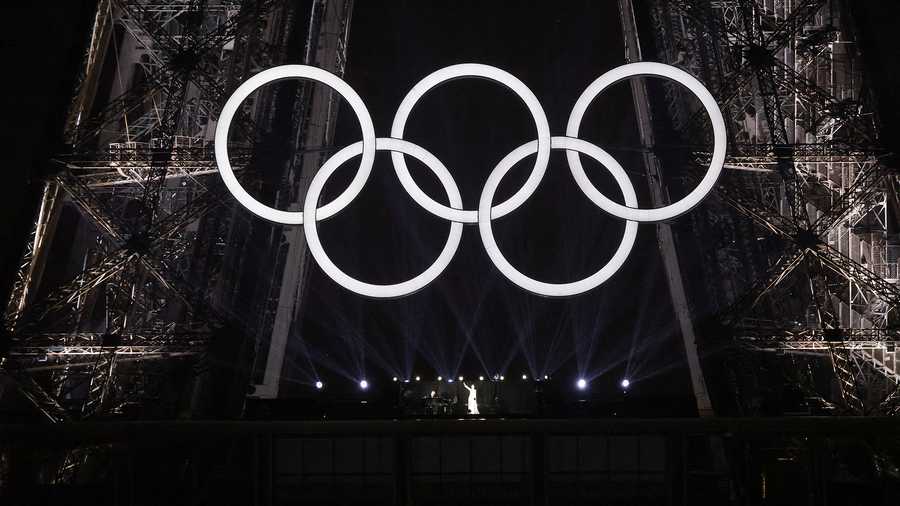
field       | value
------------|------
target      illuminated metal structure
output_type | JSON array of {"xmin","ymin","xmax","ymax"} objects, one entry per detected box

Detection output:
[
  {"xmin": 648, "ymin": 0, "xmax": 900, "ymax": 414},
  {"xmin": 0, "ymin": 0, "xmax": 355, "ymax": 425},
  {"xmin": 1, "ymin": 0, "xmax": 897, "ymax": 431},
  {"xmin": 1, "ymin": 1, "xmax": 898, "ymax": 502}
]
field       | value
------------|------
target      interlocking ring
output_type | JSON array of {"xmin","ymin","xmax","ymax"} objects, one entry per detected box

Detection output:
[
  {"xmin": 478, "ymin": 136, "xmax": 638, "ymax": 297},
  {"xmin": 215, "ymin": 62, "xmax": 726, "ymax": 298},
  {"xmin": 214, "ymin": 65, "xmax": 376, "ymax": 224},
  {"xmin": 390, "ymin": 64, "xmax": 551, "ymax": 223},
  {"xmin": 566, "ymin": 62, "xmax": 726, "ymax": 222},
  {"xmin": 304, "ymin": 138, "xmax": 464, "ymax": 298}
]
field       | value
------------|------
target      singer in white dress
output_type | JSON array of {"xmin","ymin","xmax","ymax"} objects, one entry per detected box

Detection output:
[{"xmin": 463, "ymin": 383, "xmax": 479, "ymax": 415}]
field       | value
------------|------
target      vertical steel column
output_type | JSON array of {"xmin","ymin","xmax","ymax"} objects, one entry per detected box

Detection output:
[
  {"xmin": 252, "ymin": 0, "xmax": 355, "ymax": 398},
  {"xmin": 618, "ymin": 0, "xmax": 714, "ymax": 416}
]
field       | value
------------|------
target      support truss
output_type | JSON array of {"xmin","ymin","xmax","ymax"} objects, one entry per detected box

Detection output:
[{"xmin": 654, "ymin": 0, "xmax": 898, "ymax": 414}]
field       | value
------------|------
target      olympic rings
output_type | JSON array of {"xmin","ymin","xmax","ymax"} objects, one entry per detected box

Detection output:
[{"xmin": 215, "ymin": 62, "xmax": 726, "ymax": 298}]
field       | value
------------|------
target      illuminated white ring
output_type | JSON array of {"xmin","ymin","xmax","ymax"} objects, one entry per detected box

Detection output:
[
  {"xmin": 390, "ymin": 63, "xmax": 551, "ymax": 223},
  {"xmin": 304, "ymin": 138, "xmax": 464, "ymax": 298},
  {"xmin": 566, "ymin": 62, "xmax": 726, "ymax": 222},
  {"xmin": 215, "ymin": 65, "xmax": 376, "ymax": 224},
  {"xmin": 478, "ymin": 136, "xmax": 638, "ymax": 297}
]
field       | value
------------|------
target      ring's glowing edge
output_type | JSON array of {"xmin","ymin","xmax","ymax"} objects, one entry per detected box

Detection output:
[
  {"xmin": 390, "ymin": 63, "xmax": 552, "ymax": 223},
  {"xmin": 478, "ymin": 137, "xmax": 638, "ymax": 297},
  {"xmin": 214, "ymin": 65, "xmax": 376, "ymax": 224},
  {"xmin": 566, "ymin": 61, "xmax": 726, "ymax": 222},
  {"xmin": 303, "ymin": 138, "xmax": 464, "ymax": 299}
]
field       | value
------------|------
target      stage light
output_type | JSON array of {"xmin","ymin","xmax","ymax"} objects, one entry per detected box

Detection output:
[
  {"xmin": 415, "ymin": 375, "xmax": 421, "ymax": 381},
  {"xmin": 458, "ymin": 376, "xmax": 464, "ymax": 381},
  {"xmin": 448, "ymin": 378, "xmax": 454, "ymax": 383},
  {"xmin": 437, "ymin": 376, "xmax": 443, "ymax": 381},
  {"xmin": 522, "ymin": 374, "xmax": 527, "ymax": 380},
  {"xmin": 479, "ymin": 376, "xmax": 484, "ymax": 381},
  {"xmin": 500, "ymin": 375, "xmax": 505, "ymax": 381},
  {"xmin": 620, "ymin": 378, "xmax": 630, "ymax": 389},
  {"xmin": 392, "ymin": 376, "xmax": 398, "ymax": 382},
  {"xmin": 577, "ymin": 378, "xmax": 587, "ymax": 390},
  {"xmin": 543, "ymin": 375, "xmax": 549, "ymax": 380},
  {"xmin": 315, "ymin": 381, "xmax": 323, "ymax": 390},
  {"xmin": 359, "ymin": 379, "xmax": 369, "ymax": 390}
]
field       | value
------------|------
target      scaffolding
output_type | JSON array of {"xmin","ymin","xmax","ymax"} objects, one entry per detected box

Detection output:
[
  {"xmin": 0, "ymin": 0, "xmax": 354, "ymax": 430},
  {"xmin": 650, "ymin": 0, "xmax": 899, "ymax": 414}
]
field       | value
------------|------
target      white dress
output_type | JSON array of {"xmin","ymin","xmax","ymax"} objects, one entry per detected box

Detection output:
[{"xmin": 464, "ymin": 384, "xmax": 479, "ymax": 415}]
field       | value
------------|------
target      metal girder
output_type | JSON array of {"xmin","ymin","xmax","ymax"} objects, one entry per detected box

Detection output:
[
  {"xmin": 81, "ymin": 350, "xmax": 118, "ymax": 418},
  {"xmin": 13, "ymin": 345, "xmax": 205, "ymax": 357},
  {"xmin": 74, "ymin": 0, "xmax": 272, "ymax": 148},
  {"xmin": 812, "ymin": 159, "xmax": 891, "ymax": 233},
  {"xmin": 1, "ymin": 0, "xmax": 288, "ymax": 425},
  {"xmin": 830, "ymin": 346, "xmax": 865, "ymax": 412},
  {"xmin": 716, "ymin": 248, "xmax": 805, "ymax": 326},
  {"xmin": 0, "ymin": 368, "xmax": 71, "ymax": 422},
  {"xmin": 712, "ymin": 172, "xmax": 799, "ymax": 238},
  {"xmin": 659, "ymin": 0, "xmax": 899, "ymax": 410},
  {"xmin": 3, "ymin": 182, "xmax": 63, "ymax": 333},
  {"xmin": 12, "ymin": 249, "xmax": 138, "ymax": 334},
  {"xmin": 762, "ymin": 0, "xmax": 826, "ymax": 50},
  {"xmin": 12, "ymin": 163, "xmax": 237, "ymax": 335},
  {"xmin": 61, "ymin": 146, "xmax": 254, "ymax": 188},
  {"xmin": 54, "ymin": 167, "xmax": 131, "ymax": 242},
  {"xmin": 815, "ymin": 244, "xmax": 900, "ymax": 312}
]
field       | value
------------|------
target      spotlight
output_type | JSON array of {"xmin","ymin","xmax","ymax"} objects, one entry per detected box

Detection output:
[
  {"xmin": 522, "ymin": 374, "xmax": 527, "ymax": 380},
  {"xmin": 359, "ymin": 379, "xmax": 368, "ymax": 390},
  {"xmin": 577, "ymin": 378, "xmax": 587, "ymax": 390},
  {"xmin": 415, "ymin": 375, "xmax": 421, "ymax": 381},
  {"xmin": 315, "ymin": 381, "xmax": 323, "ymax": 390},
  {"xmin": 448, "ymin": 378, "xmax": 454, "ymax": 383},
  {"xmin": 544, "ymin": 375, "xmax": 549, "ymax": 380},
  {"xmin": 392, "ymin": 376, "xmax": 398, "ymax": 382},
  {"xmin": 437, "ymin": 376, "xmax": 442, "ymax": 382},
  {"xmin": 620, "ymin": 378, "xmax": 630, "ymax": 389},
  {"xmin": 458, "ymin": 376, "xmax": 464, "ymax": 381},
  {"xmin": 479, "ymin": 376, "xmax": 484, "ymax": 381},
  {"xmin": 500, "ymin": 375, "xmax": 505, "ymax": 381}
]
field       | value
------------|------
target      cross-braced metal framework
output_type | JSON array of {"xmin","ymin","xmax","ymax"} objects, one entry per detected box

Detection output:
[
  {"xmin": 651, "ymin": 0, "xmax": 900, "ymax": 414},
  {"xmin": 0, "ymin": 0, "xmax": 354, "ymax": 431}
]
